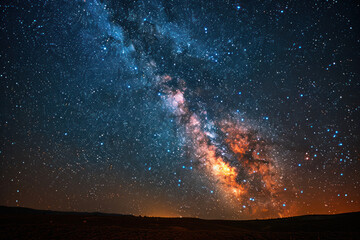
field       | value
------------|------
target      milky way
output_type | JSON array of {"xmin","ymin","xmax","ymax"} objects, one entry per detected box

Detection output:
[
  {"xmin": 160, "ymin": 75, "xmax": 288, "ymax": 217},
  {"xmin": 0, "ymin": 0, "xmax": 359, "ymax": 219}
]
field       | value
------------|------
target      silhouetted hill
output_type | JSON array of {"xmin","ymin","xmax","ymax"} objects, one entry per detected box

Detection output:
[
  {"xmin": 0, "ymin": 206, "xmax": 130, "ymax": 217},
  {"xmin": 1, "ymin": 206, "xmax": 359, "ymax": 239}
]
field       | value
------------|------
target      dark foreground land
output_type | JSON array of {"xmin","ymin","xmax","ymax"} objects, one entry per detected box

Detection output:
[{"xmin": 0, "ymin": 206, "xmax": 359, "ymax": 240}]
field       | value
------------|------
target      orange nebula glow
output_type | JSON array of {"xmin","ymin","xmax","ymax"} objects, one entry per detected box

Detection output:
[
  {"xmin": 221, "ymin": 120, "xmax": 281, "ymax": 195},
  {"xmin": 161, "ymin": 75, "xmax": 293, "ymax": 218}
]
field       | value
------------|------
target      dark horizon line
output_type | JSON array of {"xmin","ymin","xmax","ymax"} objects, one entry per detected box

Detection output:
[{"xmin": 1, "ymin": 205, "xmax": 359, "ymax": 222}]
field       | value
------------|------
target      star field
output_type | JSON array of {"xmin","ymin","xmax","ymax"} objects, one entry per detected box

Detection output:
[{"xmin": 0, "ymin": 0, "xmax": 359, "ymax": 219}]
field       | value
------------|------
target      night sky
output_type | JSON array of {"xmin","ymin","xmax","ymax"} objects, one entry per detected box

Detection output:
[{"xmin": 1, "ymin": 0, "xmax": 359, "ymax": 220}]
